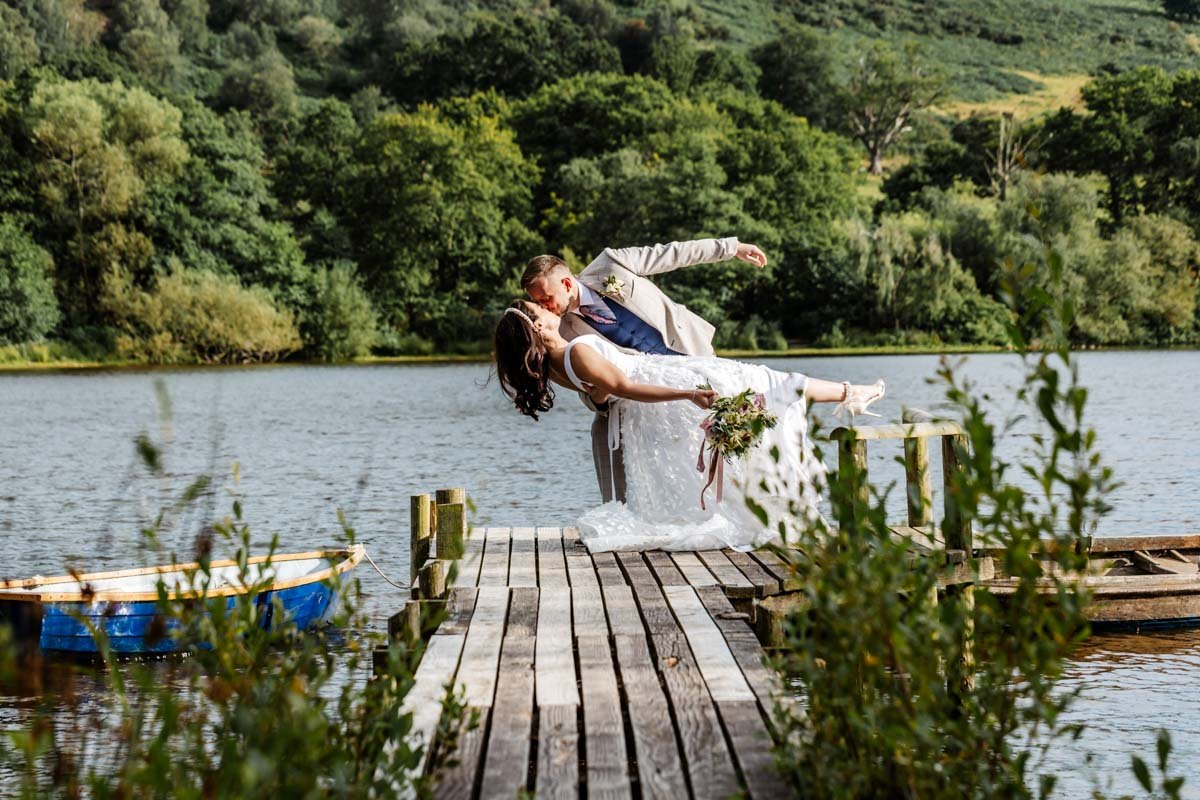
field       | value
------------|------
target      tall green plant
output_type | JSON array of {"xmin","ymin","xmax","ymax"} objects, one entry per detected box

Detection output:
[
  {"xmin": 1, "ymin": 428, "xmax": 467, "ymax": 797},
  {"xmin": 768, "ymin": 233, "xmax": 1118, "ymax": 796}
]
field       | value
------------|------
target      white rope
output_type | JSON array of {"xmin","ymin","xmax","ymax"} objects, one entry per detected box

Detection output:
[{"xmin": 362, "ymin": 546, "xmax": 409, "ymax": 590}]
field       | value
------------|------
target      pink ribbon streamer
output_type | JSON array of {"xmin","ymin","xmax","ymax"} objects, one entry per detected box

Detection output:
[{"xmin": 696, "ymin": 419, "xmax": 724, "ymax": 511}]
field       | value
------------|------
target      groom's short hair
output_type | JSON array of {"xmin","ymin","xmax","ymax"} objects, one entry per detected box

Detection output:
[{"xmin": 521, "ymin": 255, "xmax": 569, "ymax": 289}]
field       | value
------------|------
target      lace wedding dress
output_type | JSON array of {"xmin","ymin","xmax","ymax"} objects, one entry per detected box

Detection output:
[{"xmin": 565, "ymin": 335, "xmax": 826, "ymax": 552}]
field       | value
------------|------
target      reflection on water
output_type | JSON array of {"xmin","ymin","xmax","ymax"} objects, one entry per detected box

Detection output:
[
  {"xmin": 1, "ymin": 350, "xmax": 1198, "ymax": 793},
  {"xmin": 1051, "ymin": 628, "xmax": 1200, "ymax": 798}
]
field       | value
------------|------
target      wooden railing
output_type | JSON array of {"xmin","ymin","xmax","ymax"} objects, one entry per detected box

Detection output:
[{"xmin": 830, "ymin": 408, "xmax": 972, "ymax": 554}]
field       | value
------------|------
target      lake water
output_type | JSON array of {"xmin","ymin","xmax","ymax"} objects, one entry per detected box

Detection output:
[{"xmin": 1, "ymin": 350, "xmax": 1198, "ymax": 795}]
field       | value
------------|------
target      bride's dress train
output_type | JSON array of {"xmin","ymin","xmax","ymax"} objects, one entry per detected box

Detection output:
[{"xmin": 566, "ymin": 335, "xmax": 826, "ymax": 552}]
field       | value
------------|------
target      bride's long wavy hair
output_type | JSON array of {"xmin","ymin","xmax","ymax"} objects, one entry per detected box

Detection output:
[{"xmin": 494, "ymin": 300, "xmax": 555, "ymax": 420}]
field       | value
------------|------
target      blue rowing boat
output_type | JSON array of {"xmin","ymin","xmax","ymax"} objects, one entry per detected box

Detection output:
[{"xmin": 0, "ymin": 545, "xmax": 364, "ymax": 655}]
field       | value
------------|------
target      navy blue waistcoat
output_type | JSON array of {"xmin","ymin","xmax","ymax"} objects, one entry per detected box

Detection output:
[{"xmin": 594, "ymin": 296, "xmax": 680, "ymax": 356}]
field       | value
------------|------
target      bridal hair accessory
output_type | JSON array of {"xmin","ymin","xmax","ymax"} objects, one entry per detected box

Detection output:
[
  {"xmin": 695, "ymin": 387, "xmax": 778, "ymax": 510},
  {"xmin": 504, "ymin": 307, "xmax": 535, "ymax": 327}
]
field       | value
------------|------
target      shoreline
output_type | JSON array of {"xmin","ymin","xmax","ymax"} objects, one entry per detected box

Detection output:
[{"xmin": 2, "ymin": 342, "xmax": 1197, "ymax": 373}]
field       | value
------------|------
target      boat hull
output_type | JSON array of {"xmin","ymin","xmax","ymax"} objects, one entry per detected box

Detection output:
[{"xmin": 0, "ymin": 547, "xmax": 361, "ymax": 655}]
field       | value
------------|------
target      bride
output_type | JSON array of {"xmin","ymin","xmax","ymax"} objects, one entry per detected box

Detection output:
[{"xmin": 493, "ymin": 300, "xmax": 885, "ymax": 552}]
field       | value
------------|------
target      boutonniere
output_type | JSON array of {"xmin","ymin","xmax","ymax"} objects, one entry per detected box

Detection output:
[{"xmin": 601, "ymin": 275, "xmax": 626, "ymax": 300}]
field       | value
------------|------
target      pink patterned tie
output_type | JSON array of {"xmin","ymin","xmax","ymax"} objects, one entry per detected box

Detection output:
[{"xmin": 578, "ymin": 303, "xmax": 616, "ymax": 325}]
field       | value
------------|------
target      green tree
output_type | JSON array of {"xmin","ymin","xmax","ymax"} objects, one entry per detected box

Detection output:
[
  {"xmin": 217, "ymin": 48, "xmax": 301, "ymax": 136},
  {"xmin": 647, "ymin": 33, "xmax": 698, "ymax": 93},
  {"xmin": 693, "ymin": 47, "xmax": 760, "ymax": 94},
  {"xmin": 843, "ymin": 41, "xmax": 944, "ymax": 174},
  {"xmin": 139, "ymin": 99, "xmax": 312, "ymax": 312},
  {"xmin": 0, "ymin": 214, "xmax": 60, "ymax": 343},
  {"xmin": 1163, "ymin": 0, "xmax": 1200, "ymax": 21},
  {"xmin": 0, "ymin": 6, "xmax": 41, "ymax": 79},
  {"xmin": 346, "ymin": 104, "xmax": 540, "ymax": 347},
  {"xmin": 387, "ymin": 11, "xmax": 621, "ymax": 105},
  {"xmin": 509, "ymin": 72, "xmax": 676, "ymax": 187},
  {"xmin": 1041, "ymin": 67, "xmax": 1173, "ymax": 227},
  {"xmin": 108, "ymin": 0, "xmax": 183, "ymax": 83},
  {"xmin": 302, "ymin": 260, "xmax": 378, "ymax": 361},
  {"xmin": 849, "ymin": 209, "xmax": 1007, "ymax": 343},
  {"xmin": 752, "ymin": 24, "xmax": 841, "ymax": 130},
  {"xmin": 25, "ymin": 77, "xmax": 189, "ymax": 324},
  {"xmin": 273, "ymin": 97, "xmax": 361, "ymax": 265}
]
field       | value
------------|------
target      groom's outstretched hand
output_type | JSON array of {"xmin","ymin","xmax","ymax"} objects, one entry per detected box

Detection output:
[{"xmin": 735, "ymin": 242, "xmax": 768, "ymax": 268}]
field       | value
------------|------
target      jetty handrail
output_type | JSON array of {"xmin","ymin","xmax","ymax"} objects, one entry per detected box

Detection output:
[
  {"xmin": 828, "ymin": 420, "xmax": 964, "ymax": 441},
  {"xmin": 829, "ymin": 408, "xmax": 972, "ymax": 553}
]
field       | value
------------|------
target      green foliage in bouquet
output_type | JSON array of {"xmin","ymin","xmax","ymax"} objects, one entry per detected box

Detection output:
[{"xmin": 698, "ymin": 385, "xmax": 778, "ymax": 462}]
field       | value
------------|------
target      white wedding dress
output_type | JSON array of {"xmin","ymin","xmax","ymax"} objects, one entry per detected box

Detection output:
[{"xmin": 565, "ymin": 335, "xmax": 826, "ymax": 552}]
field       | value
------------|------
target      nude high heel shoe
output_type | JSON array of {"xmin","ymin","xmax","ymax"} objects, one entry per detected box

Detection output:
[{"xmin": 833, "ymin": 379, "xmax": 885, "ymax": 420}]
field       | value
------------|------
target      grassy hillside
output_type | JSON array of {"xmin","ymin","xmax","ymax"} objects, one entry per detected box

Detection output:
[{"xmin": 663, "ymin": 0, "xmax": 1200, "ymax": 100}]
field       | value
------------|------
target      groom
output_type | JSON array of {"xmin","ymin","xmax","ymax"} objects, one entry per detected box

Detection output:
[{"xmin": 521, "ymin": 237, "xmax": 768, "ymax": 502}]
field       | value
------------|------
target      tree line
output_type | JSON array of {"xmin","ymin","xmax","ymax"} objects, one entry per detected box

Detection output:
[{"xmin": 0, "ymin": 0, "xmax": 1197, "ymax": 362}]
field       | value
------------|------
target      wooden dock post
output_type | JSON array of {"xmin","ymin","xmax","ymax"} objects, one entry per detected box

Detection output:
[
  {"xmin": 903, "ymin": 409, "xmax": 934, "ymax": 528},
  {"xmin": 435, "ymin": 491, "xmax": 466, "ymax": 561},
  {"xmin": 410, "ymin": 493, "xmax": 432, "ymax": 586},
  {"xmin": 941, "ymin": 431, "xmax": 975, "ymax": 698}
]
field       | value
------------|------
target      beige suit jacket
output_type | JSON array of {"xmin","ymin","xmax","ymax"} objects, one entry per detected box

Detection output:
[{"xmin": 557, "ymin": 236, "xmax": 738, "ymax": 356}]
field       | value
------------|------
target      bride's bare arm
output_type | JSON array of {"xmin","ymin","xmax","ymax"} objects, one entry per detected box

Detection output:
[{"xmin": 568, "ymin": 344, "xmax": 717, "ymax": 409}]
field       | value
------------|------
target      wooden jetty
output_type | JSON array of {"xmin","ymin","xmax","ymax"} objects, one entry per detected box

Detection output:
[
  {"xmin": 384, "ymin": 407, "xmax": 988, "ymax": 800},
  {"xmin": 392, "ymin": 518, "xmax": 799, "ymax": 799}
]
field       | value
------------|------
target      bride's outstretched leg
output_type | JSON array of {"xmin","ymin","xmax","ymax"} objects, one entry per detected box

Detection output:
[{"xmin": 804, "ymin": 377, "xmax": 886, "ymax": 417}]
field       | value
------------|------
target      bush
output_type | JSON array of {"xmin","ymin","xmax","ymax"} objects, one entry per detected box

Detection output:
[
  {"xmin": 0, "ymin": 215, "xmax": 60, "ymax": 344},
  {"xmin": 103, "ymin": 264, "xmax": 301, "ymax": 363},
  {"xmin": 302, "ymin": 261, "xmax": 378, "ymax": 361},
  {"xmin": 770, "ymin": 235, "xmax": 1112, "ymax": 795}
]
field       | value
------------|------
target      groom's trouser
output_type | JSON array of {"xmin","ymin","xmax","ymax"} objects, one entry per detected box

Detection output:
[{"xmin": 591, "ymin": 410, "xmax": 627, "ymax": 503}]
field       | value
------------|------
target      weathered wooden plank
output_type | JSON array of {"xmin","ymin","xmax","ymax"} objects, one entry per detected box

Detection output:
[
  {"xmin": 436, "ymin": 587, "xmax": 478, "ymax": 636},
  {"xmin": 746, "ymin": 548, "xmax": 799, "ymax": 592},
  {"xmin": 509, "ymin": 527, "xmax": 538, "ymax": 588},
  {"xmin": 696, "ymin": 550, "xmax": 755, "ymax": 598},
  {"xmin": 644, "ymin": 550, "xmax": 687, "ymax": 586},
  {"xmin": 1131, "ymin": 549, "xmax": 1198, "ymax": 576},
  {"xmin": 480, "ymin": 588, "xmax": 538, "ymax": 800},
  {"xmin": 433, "ymin": 586, "xmax": 508, "ymax": 799},
  {"xmin": 565, "ymin": 548, "xmax": 600, "ymax": 591},
  {"xmin": 536, "ymin": 587, "xmax": 579, "ymax": 706},
  {"xmin": 602, "ymin": 584, "xmax": 644, "ymax": 638},
  {"xmin": 572, "ymin": 583, "xmax": 607, "ymax": 636},
  {"xmin": 695, "ymin": 586, "xmax": 794, "ymax": 723},
  {"xmin": 611, "ymin": 631, "xmax": 688, "ymax": 800},
  {"xmin": 616, "ymin": 550, "xmax": 657, "ymax": 587},
  {"xmin": 829, "ymin": 420, "xmax": 964, "ymax": 441},
  {"xmin": 536, "ymin": 704, "xmax": 579, "ymax": 800},
  {"xmin": 478, "ymin": 527, "xmax": 511, "ymax": 587},
  {"xmin": 577, "ymin": 634, "xmax": 630, "ymax": 800},
  {"xmin": 448, "ymin": 530, "xmax": 485, "ymax": 588},
  {"xmin": 889, "ymin": 525, "xmax": 937, "ymax": 556},
  {"xmin": 671, "ymin": 551, "xmax": 719, "ymax": 587},
  {"xmin": 455, "ymin": 586, "xmax": 508, "ymax": 707},
  {"xmin": 662, "ymin": 586, "xmax": 755, "ymax": 703},
  {"xmin": 592, "ymin": 551, "xmax": 626, "ymax": 588},
  {"xmin": 716, "ymin": 700, "xmax": 793, "ymax": 800},
  {"xmin": 536, "ymin": 526, "xmax": 569, "ymax": 588},
  {"xmin": 724, "ymin": 550, "xmax": 779, "ymax": 597},
  {"xmin": 627, "ymin": 577, "xmax": 740, "ymax": 800},
  {"xmin": 397, "ymin": 633, "xmax": 468, "ymax": 776}
]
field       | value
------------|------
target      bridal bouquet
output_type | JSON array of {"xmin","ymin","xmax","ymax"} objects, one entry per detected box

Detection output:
[{"xmin": 695, "ymin": 386, "xmax": 778, "ymax": 509}]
